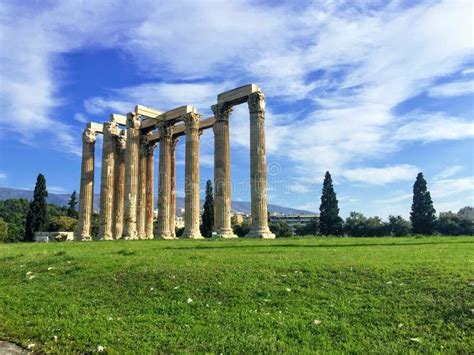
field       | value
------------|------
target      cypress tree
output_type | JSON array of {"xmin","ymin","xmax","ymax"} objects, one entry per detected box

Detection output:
[
  {"xmin": 410, "ymin": 172, "xmax": 436, "ymax": 235},
  {"xmin": 200, "ymin": 180, "xmax": 214, "ymax": 237},
  {"xmin": 25, "ymin": 174, "xmax": 49, "ymax": 241},
  {"xmin": 319, "ymin": 171, "xmax": 343, "ymax": 236},
  {"xmin": 67, "ymin": 190, "xmax": 78, "ymax": 218}
]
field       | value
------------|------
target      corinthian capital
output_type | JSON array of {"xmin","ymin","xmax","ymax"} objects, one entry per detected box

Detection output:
[
  {"xmin": 82, "ymin": 128, "xmax": 97, "ymax": 144},
  {"xmin": 184, "ymin": 112, "xmax": 202, "ymax": 133},
  {"xmin": 147, "ymin": 141, "xmax": 158, "ymax": 155},
  {"xmin": 127, "ymin": 112, "xmax": 141, "ymax": 129},
  {"xmin": 248, "ymin": 91, "xmax": 266, "ymax": 114},
  {"xmin": 211, "ymin": 103, "xmax": 233, "ymax": 122},
  {"xmin": 157, "ymin": 121, "xmax": 173, "ymax": 139},
  {"xmin": 104, "ymin": 121, "xmax": 119, "ymax": 136},
  {"xmin": 115, "ymin": 130, "xmax": 127, "ymax": 150}
]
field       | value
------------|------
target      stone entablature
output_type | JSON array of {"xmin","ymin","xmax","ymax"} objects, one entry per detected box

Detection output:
[{"xmin": 74, "ymin": 84, "xmax": 275, "ymax": 241}]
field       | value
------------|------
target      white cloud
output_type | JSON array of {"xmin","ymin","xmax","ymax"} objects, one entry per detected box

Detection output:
[
  {"xmin": 1, "ymin": 0, "xmax": 473, "ymax": 207},
  {"xmin": 434, "ymin": 166, "xmax": 464, "ymax": 180},
  {"xmin": 84, "ymin": 82, "xmax": 231, "ymax": 117},
  {"xmin": 48, "ymin": 186, "xmax": 67, "ymax": 194},
  {"xmin": 0, "ymin": 173, "xmax": 7, "ymax": 179},
  {"xmin": 431, "ymin": 177, "xmax": 474, "ymax": 200},
  {"xmin": 73, "ymin": 113, "xmax": 88, "ymax": 123},
  {"xmin": 342, "ymin": 164, "xmax": 419, "ymax": 185},
  {"xmin": 428, "ymin": 80, "xmax": 474, "ymax": 97},
  {"xmin": 392, "ymin": 113, "xmax": 474, "ymax": 143}
]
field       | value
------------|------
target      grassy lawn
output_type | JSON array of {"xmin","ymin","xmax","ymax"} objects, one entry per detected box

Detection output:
[{"xmin": 0, "ymin": 236, "xmax": 472, "ymax": 353}]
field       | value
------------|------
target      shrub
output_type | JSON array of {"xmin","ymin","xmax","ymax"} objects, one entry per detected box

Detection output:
[
  {"xmin": 270, "ymin": 221, "xmax": 293, "ymax": 238},
  {"xmin": 48, "ymin": 216, "xmax": 78, "ymax": 232},
  {"xmin": 388, "ymin": 215, "xmax": 411, "ymax": 237}
]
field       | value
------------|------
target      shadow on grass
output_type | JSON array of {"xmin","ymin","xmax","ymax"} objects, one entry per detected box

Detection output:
[{"xmin": 159, "ymin": 239, "xmax": 474, "ymax": 251}]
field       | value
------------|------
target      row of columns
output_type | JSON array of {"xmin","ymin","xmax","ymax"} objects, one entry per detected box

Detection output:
[{"xmin": 75, "ymin": 88, "xmax": 274, "ymax": 241}]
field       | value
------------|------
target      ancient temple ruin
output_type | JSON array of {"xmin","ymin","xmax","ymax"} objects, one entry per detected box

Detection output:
[{"xmin": 74, "ymin": 84, "xmax": 275, "ymax": 241}]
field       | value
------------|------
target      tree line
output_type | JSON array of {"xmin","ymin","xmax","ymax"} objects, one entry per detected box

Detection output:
[
  {"xmin": 293, "ymin": 171, "xmax": 472, "ymax": 237},
  {"xmin": 0, "ymin": 171, "xmax": 472, "ymax": 242},
  {"xmin": 0, "ymin": 174, "xmax": 78, "ymax": 242},
  {"xmin": 210, "ymin": 171, "xmax": 473, "ymax": 238}
]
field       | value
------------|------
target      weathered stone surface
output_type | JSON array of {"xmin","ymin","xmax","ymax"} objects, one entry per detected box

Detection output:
[
  {"xmin": 155, "ymin": 122, "xmax": 174, "ymax": 239},
  {"xmin": 169, "ymin": 136, "xmax": 179, "ymax": 238},
  {"xmin": 78, "ymin": 84, "xmax": 274, "ymax": 242},
  {"xmin": 136, "ymin": 135, "xmax": 149, "ymax": 239},
  {"xmin": 246, "ymin": 91, "xmax": 275, "ymax": 239},
  {"xmin": 113, "ymin": 130, "xmax": 126, "ymax": 239},
  {"xmin": 212, "ymin": 104, "xmax": 237, "ymax": 239},
  {"xmin": 110, "ymin": 113, "xmax": 127, "ymax": 126},
  {"xmin": 86, "ymin": 122, "xmax": 104, "ymax": 133},
  {"xmin": 183, "ymin": 113, "xmax": 203, "ymax": 239},
  {"xmin": 145, "ymin": 140, "xmax": 156, "ymax": 239},
  {"xmin": 217, "ymin": 84, "xmax": 261, "ymax": 106},
  {"xmin": 161, "ymin": 105, "xmax": 197, "ymax": 121},
  {"xmin": 75, "ymin": 128, "xmax": 97, "ymax": 241},
  {"xmin": 135, "ymin": 104, "xmax": 164, "ymax": 119},
  {"xmin": 123, "ymin": 112, "xmax": 141, "ymax": 240},
  {"xmin": 98, "ymin": 121, "xmax": 119, "ymax": 240}
]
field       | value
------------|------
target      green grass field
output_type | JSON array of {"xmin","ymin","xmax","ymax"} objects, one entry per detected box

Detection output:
[{"xmin": 0, "ymin": 237, "xmax": 472, "ymax": 353}]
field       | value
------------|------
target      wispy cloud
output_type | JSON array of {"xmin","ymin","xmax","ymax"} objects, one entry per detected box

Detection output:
[
  {"xmin": 1, "ymin": 0, "xmax": 473, "ymax": 215},
  {"xmin": 434, "ymin": 165, "xmax": 464, "ymax": 180},
  {"xmin": 392, "ymin": 112, "xmax": 474, "ymax": 143},
  {"xmin": 0, "ymin": 173, "xmax": 7, "ymax": 179},
  {"xmin": 428, "ymin": 80, "xmax": 474, "ymax": 97},
  {"xmin": 342, "ymin": 165, "xmax": 419, "ymax": 186}
]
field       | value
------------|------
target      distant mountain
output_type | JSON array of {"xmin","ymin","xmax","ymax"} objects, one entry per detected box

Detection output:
[{"xmin": 0, "ymin": 187, "xmax": 315, "ymax": 215}]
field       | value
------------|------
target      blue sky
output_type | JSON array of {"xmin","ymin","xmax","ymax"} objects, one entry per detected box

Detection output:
[{"xmin": 0, "ymin": 0, "xmax": 473, "ymax": 218}]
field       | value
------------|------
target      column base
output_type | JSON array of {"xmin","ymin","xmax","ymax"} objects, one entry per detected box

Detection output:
[
  {"xmin": 183, "ymin": 230, "xmax": 204, "ymax": 239},
  {"xmin": 74, "ymin": 233, "xmax": 92, "ymax": 242},
  {"xmin": 99, "ymin": 236, "xmax": 114, "ymax": 241},
  {"xmin": 245, "ymin": 228, "xmax": 276, "ymax": 239},
  {"xmin": 214, "ymin": 229, "xmax": 238, "ymax": 239},
  {"xmin": 154, "ymin": 234, "xmax": 178, "ymax": 240},
  {"xmin": 123, "ymin": 235, "xmax": 139, "ymax": 240}
]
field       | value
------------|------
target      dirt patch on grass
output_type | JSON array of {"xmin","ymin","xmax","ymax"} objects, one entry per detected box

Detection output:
[{"xmin": 0, "ymin": 341, "xmax": 28, "ymax": 354}]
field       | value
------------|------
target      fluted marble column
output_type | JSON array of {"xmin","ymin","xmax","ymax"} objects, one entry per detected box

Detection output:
[
  {"xmin": 246, "ymin": 92, "xmax": 275, "ymax": 239},
  {"xmin": 75, "ymin": 128, "xmax": 97, "ymax": 241},
  {"xmin": 123, "ymin": 112, "xmax": 141, "ymax": 240},
  {"xmin": 145, "ymin": 140, "xmax": 157, "ymax": 239},
  {"xmin": 113, "ymin": 130, "xmax": 126, "ymax": 239},
  {"xmin": 212, "ymin": 104, "xmax": 237, "ymax": 238},
  {"xmin": 98, "ymin": 122, "xmax": 119, "ymax": 240},
  {"xmin": 183, "ymin": 113, "xmax": 203, "ymax": 239},
  {"xmin": 169, "ymin": 136, "xmax": 179, "ymax": 238},
  {"xmin": 155, "ymin": 122, "xmax": 174, "ymax": 239},
  {"xmin": 136, "ymin": 135, "xmax": 148, "ymax": 239}
]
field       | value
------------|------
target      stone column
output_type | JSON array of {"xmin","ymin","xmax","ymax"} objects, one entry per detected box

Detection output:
[
  {"xmin": 75, "ymin": 128, "xmax": 97, "ymax": 241},
  {"xmin": 155, "ymin": 122, "xmax": 174, "ymax": 239},
  {"xmin": 183, "ymin": 113, "xmax": 204, "ymax": 239},
  {"xmin": 136, "ymin": 135, "xmax": 149, "ymax": 239},
  {"xmin": 98, "ymin": 122, "xmax": 119, "ymax": 240},
  {"xmin": 123, "ymin": 112, "xmax": 141, "ymax": 240},
  {"xmin": 169, "ymin": 136, "xmax": 179, "ymax": 238},
  {"xmin": 113, "ymin": 130, "xmax": 126, "ymax": 239},
  {"xmin": 145, "ymin": 140, "xmax": 157, "ymax": 239},
  {"xmin": 212, "ymin": 104, "xmax": 237, "ymax": 238},
  {"xmin": 246, "ymin": 92, "xmax": 275, "ymax": 239}
]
